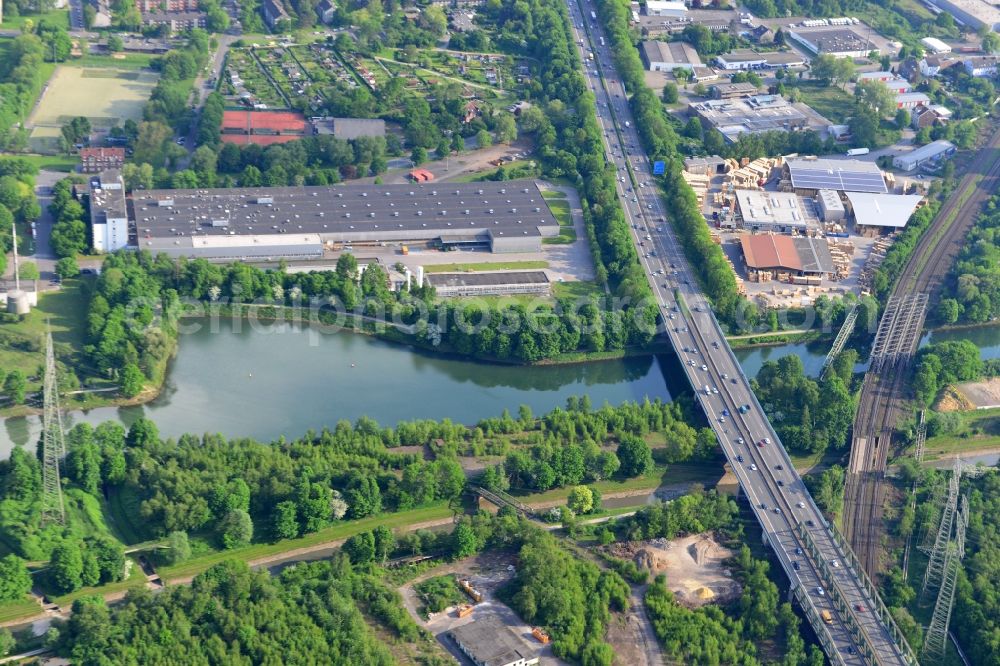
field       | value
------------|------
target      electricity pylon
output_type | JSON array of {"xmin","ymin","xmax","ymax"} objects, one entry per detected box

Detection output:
[
  {"xmin": 922, "ymin": 495, "xmax": 969, "ymax": 663},
  {"xmin": 40, "ymin": 329, "xmax": 66, "ymax": 527}
]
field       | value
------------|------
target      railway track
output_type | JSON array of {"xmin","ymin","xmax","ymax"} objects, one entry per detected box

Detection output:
[{"xmin": 844, "ymin": 127, "xmax": 1000, "ymax": 577}]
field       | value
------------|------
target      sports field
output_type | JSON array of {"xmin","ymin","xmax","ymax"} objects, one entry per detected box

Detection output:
[{"xmin": 28, "ymin": 66, "xmax": 159, "ymax": 152}]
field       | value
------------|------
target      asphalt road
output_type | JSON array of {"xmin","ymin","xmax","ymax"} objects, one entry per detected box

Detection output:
[{"xmin": 568, "ymin": 1, "xmax": 915, "ymax": 664}]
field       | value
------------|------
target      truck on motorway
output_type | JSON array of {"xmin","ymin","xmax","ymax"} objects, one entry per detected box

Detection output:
[
  {"xmin": 599, "ymin": 36, "xmax": 604, "ymax": 46},
  {"xmin": 591, "ymin": 10, "xmax": 597, "ymax": 19},
  {"xmin": 846, "ymin": 147, "xmax": 869, "ymax": 156},
  {"xmin": 820, "ymin": 610, "xmax": 833, "ymax": 624}
]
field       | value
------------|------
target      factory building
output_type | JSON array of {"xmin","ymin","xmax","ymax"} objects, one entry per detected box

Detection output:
[
  {"xmin": 427, "ymin": 271, "xmax": 551, "ymax": 297},
  {"xmin": 644, "ymin": 0, "xmax": 687, "ymax": 17},
  {"xmin": 920, "ymin": 37, "xmax": 952, "ymax": 54},
  {"xmin": 845, "ymin": 192, "xmax": 924, "ymax": 232},
  {"xmin": 787, "ymin": 26, "xmax": 878, "ymax": 57},
  {"xmin": 709, "ymin": 81, "xmax": 760, "ymax": 99},
  {"xmin": 931, "ymin": 0, "xmax": 1000, "ymax": 33},
  {"xmin": 119, "ymin": 179, "xmax": 559, "ymax": 260},
  {"xmin": 689, "ymin": 95, "xmax": 809, "ymax": 142},
  {"xmin": 449, "ymin": 617, "xmax": 540, "ymax": 666},
  {"xmin": 714, "ymin": 49, "xmax": 807, "ymax": 70},
  {"xmin": 88, "ymin": 170, "xmax": 130, "ymax": 253},
  {"xmin": 816, "ymin": 189, "xmax": 845, "ymax": 222},
  {"xmin": 892, "ymin": 140, "xmax": 956, "ymax": 172},
  {"xmin": 740, "ymin": 234, "xmax": 835, "ymax": 277},
  {"xmin": 640, "ymin": 40, "xmax": 702, "ymax": 71},
  {"xmin": 734, "ymin": 190, "xmax": 819, "ymax": 232},
  {"xmin": 783, "ymin": 157, "xmax": 888, "ymax": 194},
  {"xmin": 895, "ymin": 92, "xmax": 931, "ymax": 110}
]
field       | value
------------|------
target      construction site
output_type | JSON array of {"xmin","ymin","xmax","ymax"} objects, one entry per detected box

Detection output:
[
  {"xmin": 681, "ymin": 153, "xmax": 928, "ymax": 308},
  {"xmin": 603, "ymin": 533, "xmax": 741, "ymax": 607}
]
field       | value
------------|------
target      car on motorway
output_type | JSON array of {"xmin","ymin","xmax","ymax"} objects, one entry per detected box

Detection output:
[
  {"xmin": 737, "ymin": 437, "xmax": 744, "ymax": 444},
  {"xmin": 757, "ymin": 440, "xmax": 766, "ymax": 448},
  {"xmin": 731, "ymin": 378, "xmax": 738, "ymax": 384},
  {"xmin": 795, "ymin": 547, "xmax": 803, "ymax": 555},
  {"xmin": 763, "ymin": 437, "xmax": 771, "ymax": 445},
  {"xmin": 793, "ymin": 561, "xmax": 800, "ymax": 571},
  {"xmin": 759, "ymin": 502, "xmax": 767, "ymax": 510},
  {"xmin": 831, "ymin": 560, "xmax": 840, "ymax": 568},
  {"xmin": 797, "ymin": 501, "xmax": 806, "ymax": 509},
  {"xmin": 736, "ymin": 454, "xmax": 744, "ymax": 463},
  {"xmin": 722, "ymin": 408, "xmax": 729, "ymax": 416},
  {"xmin": 718, "ymin": 416, "xmax": 725, "ymax": 423},
  {"xmin": 815, "ymin": 587, "xmax": 825, "ymax": 597},
  {"xmin": 806, "ymin": 519, "xmax": 816, "ymax": 528},
  {"xmin": 701, "ymin": 364, "xmax": 708, "ymax": 371},
  {"xmin": 855, "ymin": 603, "xmax": 866, "ymax": 612},
  {"xmin": 777, "ymin": 480, "xmax": 784, "ymax": 487},
  {"xmin": 776, "ymin": 464, "xmax": 784, "ymax": 471},
  {"xmin": 749, "ymin": 463, "xmax": 758, "ymax": 471},
  {"xmin": 773, "ymin": 508, "xmax": 781, "ymax": 514}
]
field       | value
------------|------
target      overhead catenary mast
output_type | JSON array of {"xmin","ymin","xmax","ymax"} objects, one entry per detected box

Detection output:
[{"xmin": 40, "ymin": 329, "xmax": 67, "ymax": 527}]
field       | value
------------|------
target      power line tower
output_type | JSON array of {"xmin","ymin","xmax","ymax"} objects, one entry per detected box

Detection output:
[
  {"xmin": 40, "ymin": 329, "xmax": 66, "ymax": 527},
  {"xmin": 922, "ymin": 494, "xmax": 969, "ymax": 663},
  {"xmin": 921, "ymin": 459, "xmax": 961, "ymax": 597}
]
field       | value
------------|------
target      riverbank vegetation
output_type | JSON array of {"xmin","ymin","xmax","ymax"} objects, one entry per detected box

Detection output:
[
  {"xmin": 912, "ymin": 339, "xmax": 984, "ymax": 406},
  {"xmin": 938, "ymin": 194, "xmax": 1000, "ymax": 325}
]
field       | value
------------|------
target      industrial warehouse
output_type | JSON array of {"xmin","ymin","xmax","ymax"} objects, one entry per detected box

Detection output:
[{"xmin": 90, "ymin": 173, "xmax": 561, "ymax": 260}]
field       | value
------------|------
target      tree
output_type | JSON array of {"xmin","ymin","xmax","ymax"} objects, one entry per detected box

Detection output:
[
  {"xmin": 475, "ymin": 129, "xmax": 492, "ymax": 148},
  {"xmin": 271, "ymin": 501, "xmax": 300, "ymax": 540},
  {"xmin": 56, "ymin": 256, "xmax": 79, "ymax": 279},
  {"xmin": 662, "ymin": 82, "xmax": 679, "ymax": 104},
  {"xmin": 168, "ymin": 531, "xmax": 191, "ymax": 564},
  {"xmin": 343, "ymin": 531, "xmax": 375, "ymax": 564},
  {"xmin": 410, "ymin": 145, "xmax": 427, "ymax": 166},
  {"xmin": 3, "ymin": 370, "xmax": 27, "ymax": 405},
  {"xmin": 450, "ymin": 520, "xmax": 478, "ymax": 559},
  {"xmin": 18, "ymin": 261, "xmax": 39, "ymax": 280},
  {"xmin": 107, "ymin": 34, "xmax": 124, "ymax": 52},
  {"xmin": 855, "ymin": 80, "xmax": 896, "ymax": 119},
  {"xmin": 849, "ymin": 109, "xmax": 878, "ymax": 149},
  {"xmin": 617, "ymin": 435, "xmax": 652, "ymax": 477},
  {"xmin": 895, "ymin": 108, "xmax": 910, "ymax": 128},
  {"xmin": 373, "ymin": 525, "xmax": 394, "ymax": 563},
  {"xmin": 120, "ymin": 363, "xmax": 145, "ymax": 398},
  {"xmin": 0, "ymin": 555, "xmax": 32, "ymax": 602},
  {"xmin": 567, "ymin": 486, "xmax": 594, "ymax": 514},
  {"xmin": 50, "ymin": 218, "xmax": 87, "ymax": 258},
  {"xmin": 219, "ymin": 509, "xmax": 254, "ymax": 549},
  {"xmin": 50, "ymin": 541, "xmax": 85, "ymax": 594},
  {"xmin": 495, "ymin": 113, "xmax": 517, "ymax": 144},
  {"xmin": 983, "ymin": 31, "xmax": 1000, "ymax": 54}
]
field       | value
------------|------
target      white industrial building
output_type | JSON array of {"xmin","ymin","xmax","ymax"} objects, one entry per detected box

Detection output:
[
  {"xmin": 931, "ymin": 0, "xmax": 1000, "ymax": 32},
  {"xmin": 734, "ymin": 190, "xmax": 819, "ymax": 232},
  {"xmin": 892, "ymin": 140, "xmax": 956, "ymax": 171},
  {"xmin": 787, "ymin": 26, "xmax": 879, "ymax": 57},
  {"xmin": 845, "ymin": 192, "xmax": 924, "ymax": 230},
  {"xmin": 895, "ymin": 92, "xmax": 931, "ymax": 109},
  {"xmin": 816, "ymin": 189, "xmax": 845, "ymax": 222},
  {"xmin": 450, "ymin": 617, "xmax": 540, "ymax": 666},
  {"xmin": 644, "ymin": 0, "xmax": 687, "ymax": 17},
  {"xmin": 920, "ymin": 37, "xmax": 952, "ymax": 54},
  {"xmin": 89, "ymin": 171, "xmax": 131, "ymax": 253}
]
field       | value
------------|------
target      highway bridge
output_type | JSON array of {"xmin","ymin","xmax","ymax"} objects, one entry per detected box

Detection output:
[{"xmin": 568, "ymin": 1, "xmax": 918, "ymax": 663}]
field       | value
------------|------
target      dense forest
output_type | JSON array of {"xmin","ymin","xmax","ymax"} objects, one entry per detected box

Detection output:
[
  {"xmin": 952, "ymin": 471, "xmax": 1000, "ymax": 666},
  {"xmin": 55, "ymin": 558, "xmax": 405, "ymax": 664},
  {"xmin": 912, "ymin": 339, "xmax": 983, "ymax": 406},
  {"xmin": 938, "ymin": 194, "xmax": 1000, "ymax": 325}
]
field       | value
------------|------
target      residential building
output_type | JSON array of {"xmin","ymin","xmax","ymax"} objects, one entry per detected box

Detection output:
[
  {"xmin": 141, "ymin": 10, "xmax": 207, "ymax": 31},
  {"xmin": 892, "ymin": 140, "xmax": 956, "ymax": 171},
  {"xmin": 315, "ymin": 0, "xmax": 335, "ymax": 23},
  {"xmin": 750, "ymin": 24, "xmax": 774, "ymax": 44},
  {"xmin": 911, "ymin": 104, "xmax": 951, "ymax": 129},
  {"xmin": 964, "ymin": 56, "xmax": 999, "ymax": 77},
  {"xmin": 262, "ymin": 0, "xmax": 289, "ymax": 29},
  {"xmin": 135, "ymin": 0, "xmax": 198, "ymax": 10},
  {"xmin": 898, "ymin": 58, "xmax": 921, "ymax": 82},
  {"xmin": 639, "ymin": 40, "xmax": 702, "ymax": 71},
  {"xmin": 79, "ymin": 147, "xmax": 125, "ymax": 173}
]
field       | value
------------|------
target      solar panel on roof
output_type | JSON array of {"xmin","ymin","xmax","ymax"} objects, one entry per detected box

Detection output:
[{"xmin": 788, "ymin": 165, "xmax": 887, "ymax": 193}]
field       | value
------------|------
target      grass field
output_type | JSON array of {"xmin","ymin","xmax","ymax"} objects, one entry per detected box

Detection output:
[
  {"xmin": 788, "ymin": 81, "xmax": 855, "ymax": 124},
  {"xmin": 28, "ymin": 66, "xmax": 159, "ymax": 151},
  {"xmin": 541, "ymin": 197, "xmax": 577, "ymax": 245},
  {"xmin": 918, "ymin": 407, "xmax": 1000, "ymax": 459},
  {"xmin": 0, "ymin": 8, "xmax": 69, "ymax": 30},
  {"xmin": 424, "ymin": 260, "xmax": 549, "ymax": 274},
  {"xmin": 0, "ymin": 278, "xmax": 91, "ymax": 395},
  {"xmin": 0, "ymin": 595, "xmax": 42, "ymax": 624}
]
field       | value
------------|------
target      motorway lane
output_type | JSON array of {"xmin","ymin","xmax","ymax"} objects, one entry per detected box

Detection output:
[{"xmin": 566, "ymin": 2, "xmax": 914, "ymax": 664}]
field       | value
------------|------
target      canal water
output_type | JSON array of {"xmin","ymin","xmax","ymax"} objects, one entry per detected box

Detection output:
[
  {"xmin": 1, "ymin": 319, "xmax": 677, "ymax": 457},
  {"xmin": 10, "ymin": 319, "xmax": 995, "ymax": 459}
]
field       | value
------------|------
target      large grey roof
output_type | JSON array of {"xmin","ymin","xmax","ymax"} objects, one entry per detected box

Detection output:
[
  {"xmin": 133, "ymin": 180, "xmax": 558, "ymax": 243},
  {"xmin": 427, "ymin": 270, "xmax": 549, "ymax": 288}
]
